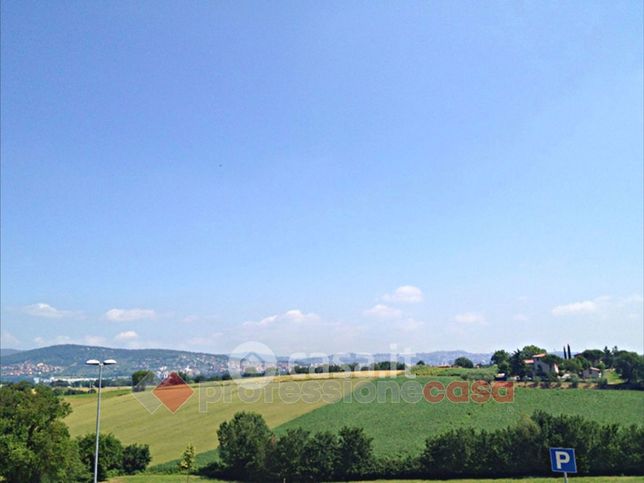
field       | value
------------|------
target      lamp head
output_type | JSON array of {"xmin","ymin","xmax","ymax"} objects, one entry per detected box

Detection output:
[
  {"xmin": 85, "ymin": 359, "xmax": 100, "ymax": 366},
  {"xmin": 103, "ymin": 359, "xmax": 117, "ymax": 365}
]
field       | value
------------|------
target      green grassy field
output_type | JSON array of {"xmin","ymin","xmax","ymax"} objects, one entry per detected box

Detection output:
[
  {"xmin": 276, "ymin": 376, "xmax": 644, "ymax": 458},
  {"xmin": 64, "ymin": 374, "xmax": 375, "ymax": 464},
  {"xmin": 109, "ymin": 475, "xmax": 643, "ymax": 483},
  {"xmin": 66, "ymin": 371, "xmax": 644, "ymax": 469}
]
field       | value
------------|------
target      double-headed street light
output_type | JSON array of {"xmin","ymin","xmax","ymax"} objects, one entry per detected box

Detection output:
[{"xmin": 86, "ymin": 359, "xmax": 117, "ymax": 483}]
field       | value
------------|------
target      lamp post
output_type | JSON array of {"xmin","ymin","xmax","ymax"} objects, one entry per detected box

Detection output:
[{"xmin": 86, "ymin": 359, "xmax": 116, "ymax": 483}]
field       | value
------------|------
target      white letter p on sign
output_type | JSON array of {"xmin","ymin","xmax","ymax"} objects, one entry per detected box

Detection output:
[{"xmin": 555, "ymin": 450, "xmax": 570, "ymax": 469}]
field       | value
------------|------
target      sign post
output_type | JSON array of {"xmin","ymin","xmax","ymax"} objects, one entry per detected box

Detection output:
[{"xmin": 549, "ymin": 447, "xmax": 577, "ymax": 482}]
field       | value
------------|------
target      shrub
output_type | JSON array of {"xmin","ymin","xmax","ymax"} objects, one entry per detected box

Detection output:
[
  {"xmin": 178, "ymin": 444, "xmax": 196, "ymax": 479},
  {"xmin": 122, "ymin": 443, "xmax": 151, "ymax": 474},
  {"xmin": 77, "ymin": 433, "xmax": 124, "ymax": 481},
  {"xmin": 419, "ymin": 427, "xmax": 479, "ymax": 477},
  {"xmin": 454, "ymin": 357, "xmax": 474, "ymax": 368}
]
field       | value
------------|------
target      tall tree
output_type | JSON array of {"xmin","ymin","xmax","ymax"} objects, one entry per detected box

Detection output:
[
  {"xmin": 581, "ymin": 349, "xmax": 604, "ymax": 366},
  {"xmin": 77, "ymin": 433, "xmax": 124, "ymax": 481},
  {"xmin": 613, "ymin": 352, "xmax": 644, "ymax": 385},
  {"xmin": 131, "ymin": 370, "xmax": 156, "ymax": 392},
  {"xmin": 521, "ymin": 345, "xmax": 546, "ymax": 357},
  {"xmin": 454, "ymin": 357, "xmax": 474, "ymax": 368},
  {"xmin": 0, "ymin": 382, "xmax": 84, "ymax": 482},
  {"xmin": 300, "ymin": 431, "xmax": 339, "ymax": 481},
  {"xmin": 491, "ymin": 350, "xmax": 510, "ymax": 366},
  {"xmin": 335, "ymin": 426, "xmax": 374, "ymax": 478},
  {"xmin": 178, "ymin": 444, "xmax": 196, "ymax": 482},
  {"xmin": 217, "ymin": 412, "xmax": 272, "ymax": 479},
  {"xmin": 266, "ymin": 428, "xmax": 309, "ymax": 480}
]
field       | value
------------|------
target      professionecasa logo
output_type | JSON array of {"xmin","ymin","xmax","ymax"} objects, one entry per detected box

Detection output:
[
  {"xmin": 153, "ymin": 372, "xmax": 195, "ymax": 412},
  {"xmin": 423, "ymin": 380, "xmax": 513, "ymax": 403},
  {"xmin": 132, "ymin": 371, "xmax": 194, "ymax": 413}
]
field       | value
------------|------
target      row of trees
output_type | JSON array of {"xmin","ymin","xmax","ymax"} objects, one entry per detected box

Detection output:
[
  {"xmin": 419, "ymin": 411, "xmax": 643, "ymax": 477},
  {"xmin": 206, "ymin": 412, "xmax": 375, "ymax": 481},
  {"xmin": 204, "ymin": 411, "xmax": 644, "ymax": 481},
  {"xmin": 0, "ymin": 382, "xmax": 151, "ymax": 482},
  {"xmin": 132, "ymin": 361, "xmax": 409, "ymax": 388},
  {"xmin": 49, "ymin": 377, "xmax": 132, "ymax": 389}
]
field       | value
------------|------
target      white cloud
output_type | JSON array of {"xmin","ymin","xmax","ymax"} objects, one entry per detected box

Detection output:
[
  {"xmin": 23, "ymin": 303, "xmax": 72, "ymax": 319},
  {"xmin": 513, "ymin": 313, "xmax": 529, "ymax": 322},
  {"xmin": 114, "ymin": 330, "xmax": 138, "ymax": 341},
  {"xmin": 383, "ymin": 285, "xmax": 424, "ymax": 304},
  {"xmin": 237, "ymin": 309, "xmax": 366, "ymax": 354},
  {"xmin": 283, "ymin": 309, "xmax": 319, "ymax": 322},
  {"xmin": 552, "ymin": 300, "xmax": 597, "ymax": 317},
  {"xmin": 551, "ymin": 294, "xmax": 643, "ymax": 318},
  {"xmin": 454, "ymin": 312, "xmax": 487, "ymax": 325},
  {"xmin": 105, "ymin": 308, "xmax": 156, "ymax": 322},
  {"xmin": 244, "ymin": 309, "xmax": 320, "ymax": 328},
  {"xmin": 364, "ymin": 304, "xmax": 403, "ymax": 319}
]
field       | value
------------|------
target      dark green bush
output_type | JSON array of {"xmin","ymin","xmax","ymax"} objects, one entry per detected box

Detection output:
[
  {"xmin": 210, "ymin": 410, "xmax": 644, "ymax": 481},
  {"xmin": 77, "ymin": 433, "xmax": 123, "ymax": 481},
  {"xmin": 122, "ymin": 443, "xmax": 151, "ymax": 474}
]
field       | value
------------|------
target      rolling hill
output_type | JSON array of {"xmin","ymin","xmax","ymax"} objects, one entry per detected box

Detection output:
[
  {"xmin": 0, "ymin": 348, "xmax": 22, "ymax": 357},
  {"xmin": 0, "ymin": 344, "xmax": 228, "ymax": 379},
  {"xmin": 64, "ymin": 373, "xmax": 376, "ymax": 463}
]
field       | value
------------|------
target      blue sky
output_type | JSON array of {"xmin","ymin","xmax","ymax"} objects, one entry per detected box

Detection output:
[{"xmin": 2, "ymin": 1, "xmax": 642, "ymax": 356}]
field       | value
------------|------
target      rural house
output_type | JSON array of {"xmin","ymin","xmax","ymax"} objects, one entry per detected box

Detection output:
[
  {"xmin": 524, "ymin": 353, "xmax": 559, "ymax": 377},
  {"xmin": 582, "ymin": 367, "xmax": 602, "ymax": 379}
]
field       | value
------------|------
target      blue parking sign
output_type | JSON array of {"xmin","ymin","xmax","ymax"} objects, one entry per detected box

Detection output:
[{"xmin": 550, "ymin": 447, "xmax": 577, "ymax": 473}]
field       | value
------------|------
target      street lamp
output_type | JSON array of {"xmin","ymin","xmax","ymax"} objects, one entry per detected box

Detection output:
[{"xmin": 86, "ymin": 359, "xmax": 117, "ymax": 483}]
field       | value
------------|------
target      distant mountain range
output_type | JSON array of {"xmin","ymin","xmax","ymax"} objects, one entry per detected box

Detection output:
[
  {"xmin": 0, "ymin": 348, "xmax": 22, "ymax": 357},
  {"xmin": 0, "ymin": 344, "xmax": 492, "ymax": 381},
  {"xmin": 1, "ymin": 345, "xmax": 228, "ymax": 380}
]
